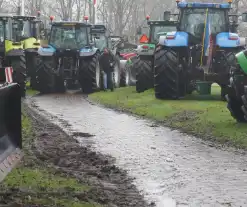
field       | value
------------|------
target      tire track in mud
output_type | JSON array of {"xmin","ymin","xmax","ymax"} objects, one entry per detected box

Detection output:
[
  {"xmin": 28, "ymin": 93, "xmax": 247, "ymax": 207},
  {"xmin": 22, "ymin": 102, "xmax": 151, "ymax": 207}
]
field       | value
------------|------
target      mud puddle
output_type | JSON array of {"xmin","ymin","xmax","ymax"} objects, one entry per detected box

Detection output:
[{"xmin": 28, "ymin": 93, "xmax": 247, "ymax": 207}]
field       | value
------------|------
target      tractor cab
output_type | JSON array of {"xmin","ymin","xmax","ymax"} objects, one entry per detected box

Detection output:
[
  {"xmin": 12, "ymin": 16, "xmax": 36, "ymax": 42},
  {"xmin": 48, "ymin": 22, "xmax": 91, "ymax": 50},
  {"xmin": 0, "ymin": 15, "xmax": 12, "ymax": 55},
  {"xmin": 176, "ymin": 2, "xmax": 234, "ymax": 44},
  {"xmin": 90, "ymin": 24, "xmax": 111, "ymax": 52}
]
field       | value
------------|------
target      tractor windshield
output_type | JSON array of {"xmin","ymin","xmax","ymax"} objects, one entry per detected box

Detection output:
[
  {"xmin": 180, "ymin": 8, "xmax": 227, "ymax": 39},
  {"xmin": 49, "ymin": 24, "xmax": 89, "ymax": 49},
  {"xmin": 150, "ymin": 25, "xmax": 176, "ymax": 42},
  {"xmin": 12, "ymin": 20, "xmax": 31, "ymax": 41}
]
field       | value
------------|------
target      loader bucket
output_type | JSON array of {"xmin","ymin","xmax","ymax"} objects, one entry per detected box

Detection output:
[{"xmin": 0, "ymin": 83, "xmax": 23, "ymax": 182}]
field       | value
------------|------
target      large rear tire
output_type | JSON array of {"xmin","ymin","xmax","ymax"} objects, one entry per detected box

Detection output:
[
  {"xmin": 10, "ymin": 55, "xmax": 26, "ymax": 97},
  {"xmin": 136, "ymin": 59, "xmax": 153, "ymax": 93},
  {"xmin": 36, "ymin": 58, "xmax": 65, "ymax": 94},
  {"xmin": 154, "ymin": 47, "xmax": 184, "ymax": 99},
  {"xmin": 79, "ymin": 54, "xmax": 101, "ymax": 94}
]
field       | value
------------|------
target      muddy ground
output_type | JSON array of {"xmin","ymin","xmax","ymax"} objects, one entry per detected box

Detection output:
[
  {"xmin": 28, "ymin": 93, "xmax": 247, "ymax": 207},
  {"xmin": 0, "ymin": 102, "xmax": 152, "ymax": 207}
]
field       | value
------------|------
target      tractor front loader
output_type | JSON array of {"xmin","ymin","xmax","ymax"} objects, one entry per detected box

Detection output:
[
  {"xmin": 135, "ymin": 12, "xmax": 177, "ymax": 93},
  {"xmin": 35, "ymin": 17, "xmax": 100, "ymax": 93},
  {"xmin": 0, "ymin": 82, "xmax": 23, "ymax": 182},
  {"xmin": 154, "ymin": 0, "xmax": 245, "ymax": 101}
]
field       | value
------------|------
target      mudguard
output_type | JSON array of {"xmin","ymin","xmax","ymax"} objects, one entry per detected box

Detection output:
[
  {"xmin": 158, "ymin": 31, "xmax": 188, "ymax": 47},
  {"xmin": 236, "ymin": 50, "xmax": 247, "ymax": 75},
  {"xmin": 79, "ymin": 47, "xmax": 98, "ymax": 57},
  {"xmin": 5, "ymin": 40, "xmax": 23, "ymax": 54},
  {"xmin": 0, "ymin": 83, "xmax": 23, "ymax": 182},
  {"xmin": 216, "ymin": 33, "xmax": 241, "ymax": 48},
  {"xmin": 37, "ymin": 45, "xmax": 56, "ymax": 56},
  {"xmin": 5, "ymin": 49, "xmax": 25, "ymax": 57},
  {"xmin": 23, "ymin": 37, "xmax": 40, "ymax": 50}
]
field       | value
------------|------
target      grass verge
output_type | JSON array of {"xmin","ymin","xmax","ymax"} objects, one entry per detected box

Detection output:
[
  {"xmin": 0, "ymin": 110, "xmax": 100, "ymax": 207},
  {"xmin": 89, "ymin": 85, "xmax": 247, "ymax": 149}
]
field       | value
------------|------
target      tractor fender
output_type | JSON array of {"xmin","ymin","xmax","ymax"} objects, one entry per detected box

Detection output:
[
  {"xmin": 158, "ymin": 31, "xmax": 188, "ymax": 47},
  {"xmin": 236, "ymin": 50, "xmax": 247, "ymax": 75},
  {"xmin": 37, "ymin": 45, "xmax": 56, "ymax": 56},
  {"xmin": 216, "ymin": 33, "xmax": 241, "ymax": 48},
  {"xmin": 239, "ymin": 37, "xmax": 246, "ymax": 47},
  {"xmin": 79, "ymin": 47, "xmax": 98, "ymax": 57},
  {"xmin": 6, "ymin": 49, "xmax": 24, "ymax": 57}
]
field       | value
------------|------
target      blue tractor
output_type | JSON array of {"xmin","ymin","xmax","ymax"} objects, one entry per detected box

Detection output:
[
  {"xmin": 34, "ymin": 19, "xmax": 100, "ymax": 93},
  {"xmin": 154, "ymin": 0, "xmax": 245, "ymax": 100}
]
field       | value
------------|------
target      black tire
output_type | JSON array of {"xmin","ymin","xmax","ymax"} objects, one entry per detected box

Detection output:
[
  {"xmin": 29, "ymin": 54, "xmax": 41, "ymax": 89},
  {"xmin": 36, "ymin": 58, "xmax": 65, "ymax": 94},
  {"xmin": 154, "ymin": 47, "xmax": 184, "ymax": 99},
  {"xmin": 10, "ymin": 55, "xmax": 26, "ymax": 97},
  {"xmin": 120, "ymin": 68, "xmax": 126, "ymax": 87},
  {"xmin": 79, "ymin": 54, "xmax": 101, "ymax": 94},
  {"xmin": 225, "ymin": 84, "xmax": 246, "ymax": 122},
  {"xmin": 219, "ymin": 51, "xmax": 239, "ymax": 101},
  {"xmin": 136, "ymin": 59, "xmax": 153, "ymax": 93}
]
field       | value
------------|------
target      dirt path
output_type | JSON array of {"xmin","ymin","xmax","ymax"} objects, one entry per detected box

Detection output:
[
  {"xmin": 28, "ymin": 93, "xmax": 247, "ymax": 207},
  {"xmin": 0, "ymin": 102, "xmax": 150, "ymax": 207}
]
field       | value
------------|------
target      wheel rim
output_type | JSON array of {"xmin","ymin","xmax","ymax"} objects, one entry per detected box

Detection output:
[
  {"xmin": 96, "ymin": 61, "xmax": 100, "ymax": 88},
  {"xmin": 114, "ymin": 64, "xmax": 120, "ymax": 85}
]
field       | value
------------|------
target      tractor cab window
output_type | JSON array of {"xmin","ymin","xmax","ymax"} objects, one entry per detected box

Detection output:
[
  {"xmin": 49, "ymin": 25, "xmax": 89, "ymax": 49},
  {"xmin": 150, "ymin": 25, "xmax": 176, "ymax": 42},
  {"xmin": 12, "ymin": 20, "xmax": 31, "ymax": 41},
  {"xmin": 180, "ymin": 8, "xmax": 227, "ymax": 39},
  {"xmin": 0, "ymin": 22, "xmax": 5, "ymax": 42},
  {"xmin": 94, "ymin": 34, "xmax": 107, "ymax": 51}
]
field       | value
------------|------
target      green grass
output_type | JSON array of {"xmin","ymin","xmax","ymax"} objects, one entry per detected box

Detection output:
[
  {"xmin": 26, "ymin": 81, "xmax": 39, "ymax": 96},
  {"xmin": 0, "ymin": 112, "xmax": 100, "ymax": 207},
  {"xmin": 90, "ymin": 85, "xmax": 247, "ymax": 149}
]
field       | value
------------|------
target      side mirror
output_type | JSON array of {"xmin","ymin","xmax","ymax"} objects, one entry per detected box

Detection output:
[
  {"xmin": 242, "ymin": 12, "xmax": 247, "ymax": 22},
  {"xmin": 136, "ymin": 27, "xmax": 142, "ymax": 35}
]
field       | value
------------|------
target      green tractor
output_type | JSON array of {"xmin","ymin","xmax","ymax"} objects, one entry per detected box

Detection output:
[
  {"xmin": 134, "ymin": 11, "xmax": 177, "ymax": 93},
  {"xmin": 12, "ymin": 15, "xmax": 44, "ymax": 89},
  {"xmin": 0, "ymin": 14, "xmax": 27, "ymax": 96},
  {"xmin": 225, "ymin": 12, "xmax": 247, "ymax": 122}
]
